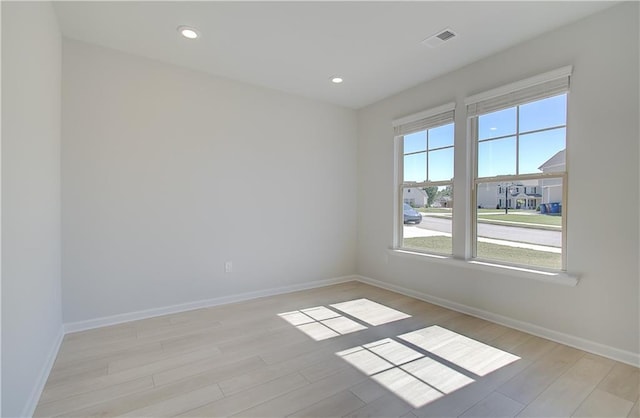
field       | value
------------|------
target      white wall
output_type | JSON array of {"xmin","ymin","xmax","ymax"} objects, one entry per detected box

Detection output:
[
  {"xmin": 357, "ymin": 3, "xmax": 639, "ymax": 358},
  {"xmin": 62, "ymin": 40, "xmax": 358, "ymax": 323},
  {"xmin": 1, "ymin": 2, "xmax": 63, "ymax": 416}
]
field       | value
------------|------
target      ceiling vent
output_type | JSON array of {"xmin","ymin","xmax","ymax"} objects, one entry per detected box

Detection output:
[{"xmin": 422, "ymin": 28, "xmax": 457, "ymax": 48}]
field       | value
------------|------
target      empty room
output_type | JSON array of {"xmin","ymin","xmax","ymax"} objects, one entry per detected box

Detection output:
[{"xmin": 2, "ymin": 1, "xmax": 639, "ymax": 417}]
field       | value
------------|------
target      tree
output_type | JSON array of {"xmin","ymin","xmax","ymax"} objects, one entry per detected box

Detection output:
[
  {"xmin": 434, "ymin": 186, "xmax": 453, "ymax": 207},
  {"xmin": 423, "ymin": 186, "xmax": 438, "ymax": 207},
  {"xmin": 438, "ymin": 185, "xmax": 453, "ymax": 197},
  {"xmin": 435, "ymin": 185, "xmax": 453, "ymax": 201}
]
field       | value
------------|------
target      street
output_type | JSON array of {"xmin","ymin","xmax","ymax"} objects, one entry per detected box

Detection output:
[{"xmin": 415, "ymin": 215, "xmax": 561, "ymax": 248}]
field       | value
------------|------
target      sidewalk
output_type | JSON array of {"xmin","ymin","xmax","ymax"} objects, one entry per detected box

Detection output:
[{"xmin": 403, "ymin": 226, "xmax": 561, "ymax": 254}]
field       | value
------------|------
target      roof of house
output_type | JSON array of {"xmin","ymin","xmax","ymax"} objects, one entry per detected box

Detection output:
[{"xmin": 538, "ymin": 149, "xmax": 566, "ymax": 171}]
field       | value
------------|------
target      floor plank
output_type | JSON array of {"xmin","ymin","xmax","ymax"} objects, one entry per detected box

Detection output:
[
  {"xmin": 231, "ymin": 368, "xmax": 366, "ymax": 417},
  {"xmin": 120, "ymin": 384, "xmax": 224, "ymax": 417},
  {"xmin": 628, "ymin": 398, "xmax": 639, "ymax": 418},
  {"xmin": 598, "ymin": 362, "xmax": 640, "ymax": 402},
  {"xmin": 34, "ymin": 377, "xmax": 154, "ymax": 417},
  {"xmin": 496, "ymin": 344, "xmax": 584, "ymax": 405},
  {"xmin": 287, "ymin": 390, "xmax": 365, "ymax": 417},
  {"xmin": 56, "ymin": 371, "xmax": 230, "ymax": 417},
  {"xmin": 572, "ymin": 388, "xmax": 634, "ymax": 417},
  {"xmin": 516, "ymin": 354, "xmax": 614, "ymax": 418},
  {"xmin": 459, "ymin": 392, "xmax": 525, "ymax": 417},
  {"xmin": 179, "ymin": 373, "xmax": 308, "ymax": 417}
]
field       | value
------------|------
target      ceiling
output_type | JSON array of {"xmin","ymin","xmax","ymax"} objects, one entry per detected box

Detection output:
[{"xmin": 53, "ymin": 1, "xmax": 614, "ymax": 109}]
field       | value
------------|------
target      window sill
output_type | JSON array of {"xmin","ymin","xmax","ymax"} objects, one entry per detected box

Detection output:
[{"xmin": 388, "ymin": 248, "xmax": 579, "ymax": 286}]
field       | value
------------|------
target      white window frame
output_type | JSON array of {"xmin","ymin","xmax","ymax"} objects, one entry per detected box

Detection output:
[
  {"xmin": 392, "ymin": 103, "xmax": 455, "ymax": 254},
  {"xmin": 466, "ymin": 66, "xmax": 571, "ymax": 271},
  {"xmin": 390, "ymin": 67, "xmax": 579, "ymax": 285}
]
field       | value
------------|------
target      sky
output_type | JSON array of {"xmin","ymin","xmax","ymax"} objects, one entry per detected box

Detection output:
[{"xmin": 404, "ymin": 94, "xmax": 567, "ymax": 182}]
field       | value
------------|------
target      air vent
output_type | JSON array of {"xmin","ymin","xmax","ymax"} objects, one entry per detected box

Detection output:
[
  {"xmin": 422, "ymin": 28, "xmax": 457, "ymax": 48},
  {"xmin": 437, "ymin": 30, "xmax": 456, "ymax": 41}
]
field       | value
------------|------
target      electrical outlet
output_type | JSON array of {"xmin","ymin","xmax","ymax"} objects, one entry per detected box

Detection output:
[{"xmin": 224, "ymin": 261, "xmax": 232, "ymax": 273}]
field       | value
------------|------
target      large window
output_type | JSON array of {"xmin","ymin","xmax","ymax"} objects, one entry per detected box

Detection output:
[
  {"xmin": 394, "ymin": 104, "xmax": 454, "ymax": 255},
  {"xmin": 469, "ymin": 71, "xmax": 569, "ymax": 271},
  {"xmin": 393, "ymin": 67, "xmax": 572, "ymax": 275}
]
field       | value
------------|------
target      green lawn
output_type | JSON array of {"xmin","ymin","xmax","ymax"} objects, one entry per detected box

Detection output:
[
  {"xmin": 403, "ymin": 236, "xmax": 561, "ymax": 270},
  {"xmin": 477, "ymin": 208, "xmax": 531, "ymax": 213},
  {"xmin": 477, "ymin": 213, "xmax": 562, "ymax": 227},
  {"xmin": 417, "ymin": 208, "xmax": 452, "ymax": 213},
  {"xmin": 403, "ymin": 236, "xmax": 453, "ymax": 254}
]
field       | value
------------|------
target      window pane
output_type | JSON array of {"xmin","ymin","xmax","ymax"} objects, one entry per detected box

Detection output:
[
  {"xmin": 404, "ymin": 152, "xmax": 426, "ymax": 182},
  {"xmin": 428, "ymin": 147, "xmax": 454, "ymax": 182},
  {"xmin": 519, "ymin": 94, "xmax": 567, "ymax": 133},
  {"xmin": 478, "ymin": 107, "xmax": 516, "ymax": 140},
  {"xmin": 403, "ymin": 185, "xmax": 452, "ymax": 255},
  {"xmin": 428, "ymin": 123, "xmax": 454, "ymax": 150},
  {"xmin": 519, "ymin": 128, "xmax": 566, "ymax": 174},
  {"xmin": 478, "ymin": 137, "xmax": 516, "ymax": 178},
  {"xmin": 475, "ymin": 180, "xmax": 562, "ymax": 270},
  {"xmin": 404, "ymin": 131, "xmax": 427, "ymax": 154}
]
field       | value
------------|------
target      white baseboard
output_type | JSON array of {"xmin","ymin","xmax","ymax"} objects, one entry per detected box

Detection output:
[
  {"xmin": 21, "ymin": 325, "xmax": 65, "ymax": 418},
  {"xmin": 64, "ymin": 275, "xmax": 357, "ymax": 334},
  {"xmin": 354, "ymin": 275, "xmax": 640, "ymax": 367}
]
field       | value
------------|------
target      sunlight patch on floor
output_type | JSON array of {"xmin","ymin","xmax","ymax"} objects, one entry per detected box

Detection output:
[
  {"xmin": 330, "ymin": 298, "xmax": 411, "ymax": 326},
  {"xmin": 401, "ymin": 356, "xmax": 475, "ymax": 394},
  {"xmin": 279, "ymin": 301, "xmax": 519, "ymax": 409},
  {"xmin": 296, "ymin": 322, "xmax": 340, "ymax": 340},
  {"xmin": 364, "ymin": 338, "xmax": 423, "ymax": 366},
  {"xmin": 278, "ymin": 306, "xmax": 367, "ymax": 341},
  {"xmin": 337, "ymin": 345, "xmax": 395, "ymax": 375},
  {"xmin": 336, "ymin": 337, "xmax": 475, "ymax": 408},
  {"xmin": 300, "ymin": 306, "xmax": 340, "ymax": 321},
  {"xmin": 398, "ymin": 325, "xmax": 520, "ymax": 376},
  {"xmin": 372, "ymin": 368, "xmax": 443, "ymax": 408}
]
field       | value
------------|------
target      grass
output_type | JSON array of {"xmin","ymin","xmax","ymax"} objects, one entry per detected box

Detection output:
[
  {"xmin": 417, "ymin": 208, "xmax": 452, "ymax": 213},
  {"xmin": 477, "ymin": 213, "xmax": 562, "ymax": 227},
  {"xmin": 403, "ymin": 236, "xmax": 453, "ymax": 255},
  {"xmin": 477, "ymin": 208, "xmax": 531, "ymax": 213},
  {"xmin": 403, "ymin": 236, "xmax": 562, "ymax": 270}
]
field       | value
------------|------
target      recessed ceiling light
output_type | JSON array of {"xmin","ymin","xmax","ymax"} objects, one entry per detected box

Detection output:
[
  {"xmin": 178, "ymin": 26, "xmax": 199, "ymax": 39},
  {"xmin": 330, "ymin": 76, "xmax": 344, "ymax": 84}
]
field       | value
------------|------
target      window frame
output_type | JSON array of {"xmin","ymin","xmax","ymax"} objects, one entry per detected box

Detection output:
[
  {"xmin": 391, "ymin": 67, "xmax": 576, "ymax": 281},
  {"xmin": 392, "ymin": 103, "xmax": 455, "ymax": 255},
  {"xmin": 469, "ymin": 94, "xmax": 569, "ymax": 272}
]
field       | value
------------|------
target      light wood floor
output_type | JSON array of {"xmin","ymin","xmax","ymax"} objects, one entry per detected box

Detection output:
[{"xmin": 35, "ymin": 282, "xmax": 639, "ymax": 417}]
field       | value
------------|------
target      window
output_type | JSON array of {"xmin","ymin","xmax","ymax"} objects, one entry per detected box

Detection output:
[
  {"xmin": 468, "ymin": 69, "xmax": 570, "ymax": 271},
  {"xmin": 392, "ymin": 67, "xmax": 572, "ymax": 278},
  {"xmin": 393, "ymin": 103, "xmax": 455, "ymax": 255}
]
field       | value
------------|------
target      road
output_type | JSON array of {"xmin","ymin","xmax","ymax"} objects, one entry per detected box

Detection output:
[{"xmin": 416, "ymin": 216, "xmax": 561, "ymax": 247}]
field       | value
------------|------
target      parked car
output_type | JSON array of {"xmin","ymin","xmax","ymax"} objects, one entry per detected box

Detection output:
[{"xmin": 403, "ymin": 203, "xmax": 423, "ymax": 224}]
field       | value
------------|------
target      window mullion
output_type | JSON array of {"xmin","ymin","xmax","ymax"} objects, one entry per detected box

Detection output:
[
  {"xmin": 470, "ymin": 117, "xmax": 479, "ymax": 260},
  {"xmin": 516, "ymin": 105, "xmax": 520, "ymax": 176},
  {"xmin": 425, "ymin": 130, "xmax": 430, "ymax": 182}
]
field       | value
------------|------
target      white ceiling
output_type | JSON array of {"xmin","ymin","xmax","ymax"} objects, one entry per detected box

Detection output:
[{"xmin": 53, "ymin": 1, "xmax": 615, "ymax": 109}]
